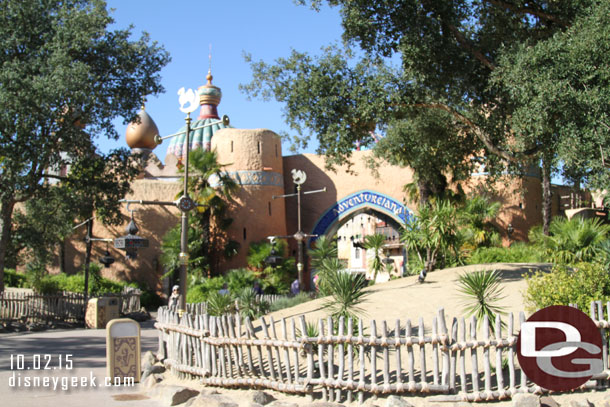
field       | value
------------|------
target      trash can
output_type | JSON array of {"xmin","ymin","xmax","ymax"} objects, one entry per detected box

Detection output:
[
  {"xmin": 106, "ymin": 318, "xmax": 141, "ymax": 384},
  {"xmin": 86, "ymin": 297, "xmax": 120, "ymax": 329}
]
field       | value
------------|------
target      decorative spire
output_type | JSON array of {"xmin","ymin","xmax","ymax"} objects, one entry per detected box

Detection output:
[{"xmin": 197, "ymin": 44, "xmax": 222, "ymax": 119}]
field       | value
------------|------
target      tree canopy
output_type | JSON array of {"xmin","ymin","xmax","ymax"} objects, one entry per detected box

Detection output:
[
  {"xmin": 242, "ymin": 0, "xmax": 609, "ymax": 208},
  {"xmin": 0, "ymin": 0, "xmax": 170, "ymax": 290}
]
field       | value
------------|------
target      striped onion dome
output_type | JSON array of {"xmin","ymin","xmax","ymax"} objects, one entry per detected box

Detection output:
[{"xmin": 166, "ymin": 70, "xmax": 229, "ymax": 162}]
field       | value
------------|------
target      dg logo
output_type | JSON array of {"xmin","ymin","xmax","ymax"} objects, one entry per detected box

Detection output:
[{"xmin": 517, "ymin": 305, "xmax": 604, "ymax": 391}]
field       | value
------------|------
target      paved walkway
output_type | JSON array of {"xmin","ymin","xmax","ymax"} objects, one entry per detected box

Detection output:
[{"xmin": 0, "ymin": 319, "xmax": 164, "ymax": 407}]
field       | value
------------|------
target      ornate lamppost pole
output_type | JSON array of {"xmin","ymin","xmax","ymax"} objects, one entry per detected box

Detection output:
[
  {"xmin": 121, "ymin": 87, "xmax": 229, "ymax": 313},
  {"xmin": 271, "ymin": 169, "xmax": 326, "ymax": 289}
]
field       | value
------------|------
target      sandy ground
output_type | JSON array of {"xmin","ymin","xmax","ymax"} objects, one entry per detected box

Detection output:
[{"xmin": 265, "ymin": 263, "xmax": 553, "ymax": 330}]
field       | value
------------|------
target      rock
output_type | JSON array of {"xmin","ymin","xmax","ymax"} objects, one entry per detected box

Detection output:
[
  {"xmin": 151, "ymin": 385, "xmax": 199, "ymax": 406},
  {"xmin": 385, "ymin": 395, "xmax": 414, "ymax": 407},
  {"xmin": 513, "ymin": 393, "xmax": 541, "ymax": 407},
  {"xmin": 27, "ymin": 323, "xmax": 45, "ymax": 332},
  {"xmin": 140, "ymin": 367, "xmax": 152, "ymax": 382},
  {"xmin": 267, "ymin": 402, "xmax": 299, "ymax": 407},
  {"xmin": 251, "ymin": 391, "xmax": 276, "ymax": 405},
  {"xmin": 142, "ymin": 351, "xmax": 156, "ymax": 368},
  {"xmin": 125, "ymin": 310, "xmax": 150, "ymax": 322},
  {"xmin": 149, "ymin": 364, "xmax": 166, "ymax": 374},
  {"xmin": 303, "ymin": 403, "xmax": 346, "ymax": 407},
  {"xmin": 540, "ymin": 396, "xmax": 560, "ymax": 407},
  {"xmin": 569, "ymin": 400, "xmax": 593, "ymax": 407},
  {"xmin": 141, "ymin": 374, "xmax": 159, "ymax": 389},
  {"xmin": 185, "ymin": 394, "xmax": 239, "ymax": 407}
]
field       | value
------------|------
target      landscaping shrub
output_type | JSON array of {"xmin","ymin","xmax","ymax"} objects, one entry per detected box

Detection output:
[
  {"xmin": 457, "ymin": 269, "xmax": 506, "ymax": 331},
  {"xmin": 268, "ymin": 292, "xmax": 312, "ymax": 313},
  {"xmin": 226, "ymin": 268, "xmax": 255, "ymax": 293},
  {"xmin": 467, "ymin": 243, "xmax": 548, "ymax": 264},
  {"xmin": 3, "ymin": 269, "xmax": 27, "ymax": 288},
  {"xmin": 524, "ymin": 262, "xmax": 610, "ymax": 313}
]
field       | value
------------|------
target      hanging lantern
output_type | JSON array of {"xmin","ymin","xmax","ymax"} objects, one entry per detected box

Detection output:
[{"xmin": 114, "ymin": 215, "xmax": 149, "ymax": 259}]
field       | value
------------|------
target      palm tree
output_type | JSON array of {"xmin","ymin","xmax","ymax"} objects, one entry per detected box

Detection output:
[
  {"xmin": 362, "ymin": 233, "xmax": 386, "ymax": 280},
  {"xmin": 161, "ymin": 149, "xmax": 239, "ymax": 280},
  {"xmin": 459, "ymin": 196, "xmax": 501, "ymax": 250},
  {"xmin": 532, "ymin": 217, "xmax": 610, "ymax": 264}
]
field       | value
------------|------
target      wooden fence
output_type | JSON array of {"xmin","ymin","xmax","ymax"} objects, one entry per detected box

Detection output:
[
  {"xmin": 184, "ymin": 294, "xmax": 292, "ymax": 315},
  {"xmin": 156, "ymin": 301, "xmax": 610, "ymax": 403},
  {"xmin": 0, "ymin": 288, "xmax": 141, "ymax": 323}
]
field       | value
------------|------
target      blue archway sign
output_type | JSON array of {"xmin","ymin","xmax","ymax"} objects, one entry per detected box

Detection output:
[{"xmin": 311, "ymin": 190, "xmax": 415, "ymax": 242}]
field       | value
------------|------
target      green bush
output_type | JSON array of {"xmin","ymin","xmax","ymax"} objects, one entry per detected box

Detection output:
[
  {"xmin": 524, "ymin": 262, "xmax": 610, "ymax": 313},
  {"xmin": 269, "ymin": 292, "xmax": 313, "ymax": 313},
  {"xmin": 139, "ymin": 289, "xmax": 164, "ymax": 310},
  {"xmin": 467, "ymin": 243, "xmax": 548, "ymax": 264},
  {"xmin": 226, "ymin": 268, "xmax": 255, "ymax": 293},
  {"xmin": 3, "ymin": 269, "xmax": 27, "ymax": 288}
]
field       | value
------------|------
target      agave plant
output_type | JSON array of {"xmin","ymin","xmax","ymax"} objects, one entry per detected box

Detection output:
[
  {"xmin": 456, "ymin": 269, "xmax": 506, "ymax": 332},
  {"xmin": 321, "ymin": 258, "xmax": 371, "ymax": 320}
]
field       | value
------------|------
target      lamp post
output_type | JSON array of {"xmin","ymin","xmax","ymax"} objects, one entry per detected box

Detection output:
[
  {"xmin": 121, "ymin": 87, "xmax": 229, "ymax": 313},
  {"xmin": 271, "ymin": 169, "xmax": 326, "ymax": 289}
]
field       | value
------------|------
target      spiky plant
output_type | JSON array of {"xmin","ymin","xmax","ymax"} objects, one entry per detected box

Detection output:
[
  {"xmin": 206, "ymin": 291, "xmax": 235, "ymax": 316},
  {"xmin": 362, "ymin": 234, "xmax": 387, "ymax": 279},
  {"xmin": 322, "ymin": 258, "xmax": 371, "ymax": 320},
  {"xmin": 457, "ymin": 269, "xmax": 506, "ymax": 332}
]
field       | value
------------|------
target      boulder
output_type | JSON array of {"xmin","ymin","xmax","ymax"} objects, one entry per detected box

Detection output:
[
  {"xmin": 141, "ymin": 350, "xmax": 156, "ymax": 371},
  {"xmin": 540, "ymin": 396, "xmax": 560, "ymax": 407},
  {"xmin": 569, "ymin": 399, "xmax": 593, "ymax": 407},
  {"xmin": 513, "ymin": 393, "xmax": 541, "ymax": 407},
  {"xmin": 185, "ymin": 394, "xmax": 239, "ymax": 407},
  {"xmin": 150, "ymin": 384, "xmax": 199, "ymax": 406},
  {"xmin": 251, "ymin": 391, "xmax": 276, "ymax": 405},
  {"xmin": 385, "ymin": 395, "xmax": 414, "ymax": 407},
  {"xmin": 267, "ymin": 401, "xmax": 299, "ymax": 407}
]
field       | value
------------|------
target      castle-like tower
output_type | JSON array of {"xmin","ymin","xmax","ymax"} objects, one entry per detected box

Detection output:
[{"xmin": 212, "ymin": 128, "xmax": 288, "ymax": 270}]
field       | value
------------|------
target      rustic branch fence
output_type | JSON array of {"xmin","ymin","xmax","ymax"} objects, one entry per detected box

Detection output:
[
  {"xmin": 183, "ymin": 294, "xmax": 293, "ymax": 315},
  {"xmin": 0, "ymin": 288, "xmax": 141, "ymax": 323},
  {"xmin": 156, "ymin": 301, "xmax": 610, "ymax": 403}
]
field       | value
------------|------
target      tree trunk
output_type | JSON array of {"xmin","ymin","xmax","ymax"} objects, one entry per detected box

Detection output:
[
  {"xmin": 0, "ymin": 198, "xmax": 15, "ymax": 293},
  {"xmin": 59, "ymin": 238, "xmax": 66, "ymax": 274},
  {"xmin": 84, "ymin": 219, "xmax": 93, "ymax": 305},
  {"xmin": 541, "ymin": 154, "xmax": 553, "ymax": 236}
]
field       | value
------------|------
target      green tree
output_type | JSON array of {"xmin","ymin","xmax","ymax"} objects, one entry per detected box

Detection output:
[
  {"xmin": 362, "ymin": 233, "xmax": 386, "ymax": 279},
  {"xmin": 161, "ymin": 149, "xmax": 239, "ymax": 280},
  {"xmin": 459, "ymin": 196, "xmax": 502, "ymax": 252},
  {"xmin": 401, "ymin": 199, "xmax": 461, "ymax": 273},
  {"xmin": 243, "ymin": 0, "xmax": 604, "ymax": 228},
  {"xmin": 0, "ymin": 0, "xmax": 170, "ymax": 291}
]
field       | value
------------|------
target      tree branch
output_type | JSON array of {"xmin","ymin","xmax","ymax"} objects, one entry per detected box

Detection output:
[
  {"xmin": 484, "ymin": 0, "xmax": 568, "ymax": 27},
  {"xmin": 412, "ymin": 103, "xmax": 543, "ymax": 161},
  {"xmin": 446, "ymin": 24, "xmax": 496, "ymax": 70}
]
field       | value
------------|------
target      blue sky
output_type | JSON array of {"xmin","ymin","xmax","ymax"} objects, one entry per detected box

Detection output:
[{"xmin": 101, "ymin": 0, "xmax": 344, "ymax": 161}]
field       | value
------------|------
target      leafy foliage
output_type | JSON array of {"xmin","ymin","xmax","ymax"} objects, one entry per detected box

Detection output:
[
  {"xmin": 268, "ymin": 292, "xmax": 313, "ymax": 313},
  {"xmin": 206, "ymin": 291, "xmax": 236, "ymax": 316},
  {"xmin": 160, "ymin": 149, "xmax": 239, "ymax": 281},
  {"xmin": 525, "ymin": 263, "xmax": 610, "ymax": 313},
  {"xmin": 529, "ymin": 217, "xmax": 610, "ymax": 264},
  {"xmin": 362, "ymin": 234, "xmax": 386, "ymax": 279},
  {"xmin": 322, "ymin": 259, "xmax": 371, "ymax": 319},
  {"xmin": 456, "ymin": 270, "xmax": 506, "ymax": 331},
  {"xmin": 0, "ymin": 0, "xmax": 170, "ymax": 290},
  {"xmin": 2, "ymin": 269, "xmax": 27, "ymax": 288},
  {"xmin": 467, "ymin": 243, "xmax": 548, "ymax": 265},
  {"xmin": 401, "ymin": 199, "xmax": 461, "ymax": 273},
  {"xmin": 309, "ymin": 236, "xmax": 338, "ymax": 294}
]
